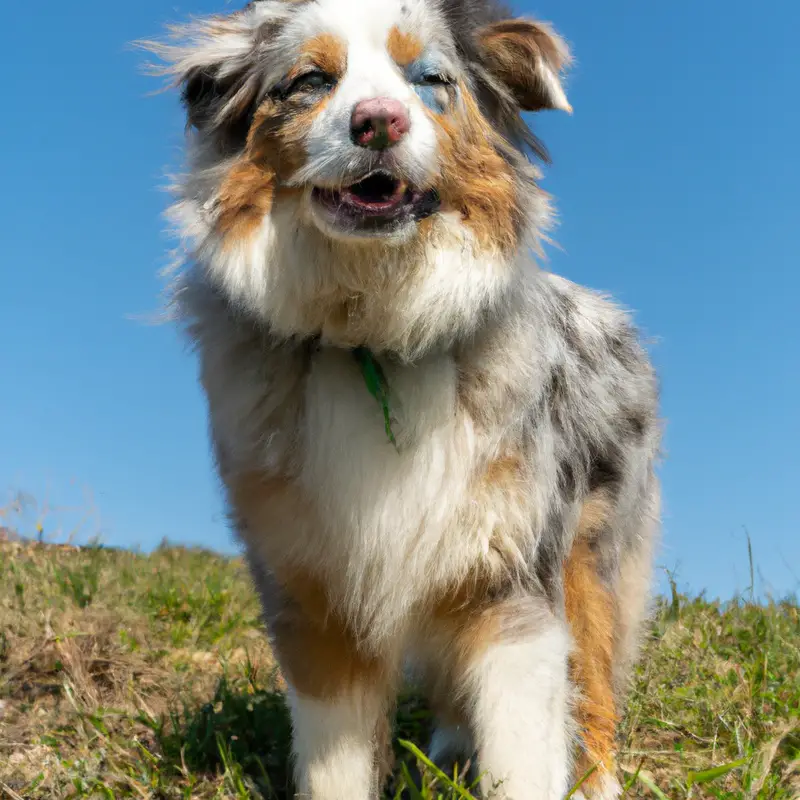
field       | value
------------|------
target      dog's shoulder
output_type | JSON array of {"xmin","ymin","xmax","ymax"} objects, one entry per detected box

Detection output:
[
  {"xmin": 522, "ymin": 271, "xmax": 661, "ymax": 468},
  {"xmin": 538, "ymin": 271, "xmax": 657, "ymax": 400}
]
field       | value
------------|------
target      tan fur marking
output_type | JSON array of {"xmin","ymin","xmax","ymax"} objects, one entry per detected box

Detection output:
[
  {"xmin": 577, "ymin": 488, "xmax": 614, "ymax": 542},
  {"xmin": 481, "ymin": 21, "xmax": 569, "ymax": 74},
  {"xmin": 300, "ymin": 32, "xmax": 346, "ymax": 77},
  {"xmin": 564, "ymin": 527, "xmax": 618, "ymax": 787},
  {"xmin": 248, "ymin": 98, "xmax": 306, "ymax": 178},
  {"xmin": 428, "ymin": 590, "xmax": 500, "ymax": 714},
  {"xmin": 386, "ymin": 26, "xmax": 424, "ymax": 66},
  {"xmin": 478, "ymin": 19, "xmax": 572, "ymax": 113},
  {"xmin": 457, "ymin": 364, "xmax": 493, "ymax": 428},
  {"xmin": 435, "ymin": 87, "xmax": 520, "ymax": 253},
  {"xmin": 478, "ymin": 19, "xmax": 571, "ymax": 112},
  {"xmin": 428, "ymin": 590, "xmax": 547, "ymax": 728},
  {"xmin": 229, "ymin": 472, "xmax": 389, "ymax": 700},
  {"xmin": 468, "ymin": 452, "xmax": 536, "ymax": 589},
  {"xmin": 214, "ymin": 85, "xmax": 327, "ymax": 246},
  {"xmin": 216, "ymin": 160, "xmax": 276, "ymax": 243},
  {"xmin": 484, "ymin": 454, "xmax": 524, "ymax": 489},
  {"xmin": 270, "ymin": 568, "xmax": 389, "ymax": 698}
]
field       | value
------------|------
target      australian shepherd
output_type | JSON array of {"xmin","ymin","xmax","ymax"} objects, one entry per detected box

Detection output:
[{"xmin": 141, "ymin": 0, "xmax": 661, "ymax": 797}]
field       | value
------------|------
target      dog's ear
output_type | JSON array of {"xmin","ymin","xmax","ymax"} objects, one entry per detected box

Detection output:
[
  {"xmin": 477, "ymin": 19, "xmax": 572, "ymax": 113},
  {"xmin": 182, "ymin": 66, "xmax": 227, "ymax": 131},
  {"xmin": 180, "ymin": 63, "xmax": 260, "ymax": 137},
  {"xmin": 136, "ymin": 11, "xmax": 275, "ymax": 139}
]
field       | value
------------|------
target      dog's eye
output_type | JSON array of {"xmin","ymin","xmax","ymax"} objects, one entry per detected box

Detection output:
[
  {"xmin": 419, "ymin": 73, "xmax": 452, "ymax": 87},
  {"xmin": 286, "ymin": 70, "xmax": 335, "ymax": 96},
  {"xmin": 412, "ymin": 73, "xmax": 454, "ymax": 113}
]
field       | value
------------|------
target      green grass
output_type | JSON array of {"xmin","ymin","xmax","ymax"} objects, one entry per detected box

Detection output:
[{"xmin": 0, "ymin": 539, "xmax": 798, "ymax": 799}]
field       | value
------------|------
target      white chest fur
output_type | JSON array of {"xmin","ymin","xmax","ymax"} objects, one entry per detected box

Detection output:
[
  {"xmin": 301, "ymin": 348, "xmax": 466, "ymax": 524},
  {"xmin": 296, "ymin": 348, "xmax": 482, "ymax": 642}
]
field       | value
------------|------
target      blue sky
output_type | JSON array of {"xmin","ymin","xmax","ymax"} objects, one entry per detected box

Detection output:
[{"xmin": 1, "ymin": 0, "xmax": 797, "ymax": 600}]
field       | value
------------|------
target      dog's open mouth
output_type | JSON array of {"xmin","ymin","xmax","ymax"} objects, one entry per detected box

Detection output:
[{"xmin": 312, "ymin": 171, "xmax": 440, "ymax": 235}]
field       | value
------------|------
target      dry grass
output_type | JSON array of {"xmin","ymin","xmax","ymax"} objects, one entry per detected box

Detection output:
[{"xmin": 0, "ymin": 539, "xmax": 798, "ymax": 799}]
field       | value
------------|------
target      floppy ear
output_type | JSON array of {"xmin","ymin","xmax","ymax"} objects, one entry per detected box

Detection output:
[
  {"xmin": 477, "ymin": 19, "xmax": 572, "ymax": 113},
  {"xmin": 136, "ymin": 11, "xmax": 270, "ymax": 136}
]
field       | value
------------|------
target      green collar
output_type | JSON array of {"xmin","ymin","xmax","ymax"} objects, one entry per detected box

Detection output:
[{"xmin": 351, "ymin": 347, "xmax": 397, "ymax": 447}]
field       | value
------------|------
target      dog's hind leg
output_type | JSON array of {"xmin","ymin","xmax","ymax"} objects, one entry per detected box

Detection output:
[
  {"xmin": 612, "ymin": 484, "xmax": 660, "ymax": 701},
  {"xmin": 565, "ymin": 483, "xmax": 659, "ymax": 800},
  {"xmin": 565, "ymin": 535, "xmax": 621, "ymax": 800}
]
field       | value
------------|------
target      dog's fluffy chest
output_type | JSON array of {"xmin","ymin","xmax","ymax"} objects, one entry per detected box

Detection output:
[
  {"xmin": 291, "ymin": 348, "xmax": 484, "ymax": 637},
  {"xmin": 206, "ymin": 331, "xmax": 501, "ymax": 643},
  {"xmin": 300, "ymin": 348, "xmax": 473, "ymax": 536}
]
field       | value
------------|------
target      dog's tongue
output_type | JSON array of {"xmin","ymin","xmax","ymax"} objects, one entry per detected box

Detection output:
[{"xmin": 342, "ymin": 173, "xmax": 407, "ymax": 211}]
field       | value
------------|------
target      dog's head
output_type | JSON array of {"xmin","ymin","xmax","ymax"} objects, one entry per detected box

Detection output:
[{"xmin": 143, "ymin": 0, "xmax": 571, "ymax": 358}]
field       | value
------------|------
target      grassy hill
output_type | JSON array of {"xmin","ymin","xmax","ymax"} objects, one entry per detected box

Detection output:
[{"xmin": 1, "ymin": 540, "xmax": 798, "ymax": 799}]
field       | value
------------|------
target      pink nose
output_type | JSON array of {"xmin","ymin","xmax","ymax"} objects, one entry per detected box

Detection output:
[{"xmin": 350, "ymin": 97, "xmax": 410, "ymax": 149}]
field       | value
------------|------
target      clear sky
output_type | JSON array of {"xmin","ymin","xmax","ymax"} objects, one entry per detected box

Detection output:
[{"xmin": 1, "ymin": 0, "xmax": 797, "ymax": 600}]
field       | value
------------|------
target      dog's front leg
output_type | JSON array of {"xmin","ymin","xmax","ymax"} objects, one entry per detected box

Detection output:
[
  {"xmin": 436, "ymin": 597, "xmax": 573, "ymax": 800},
  {"xmin": 287, "ymin": 682, "xmax": 389, "ymax": 800},
  {"xmin": 229, "ymin": 476, "xmax": 394, "ymax": 798},
  {"xmin": 268, "ymin": 590, "xmax": 393, "ymax": 800}
]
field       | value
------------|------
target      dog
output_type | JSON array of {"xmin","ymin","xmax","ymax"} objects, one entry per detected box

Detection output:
[{"xmin": 140, "ymin": 0, "xmax": 661, "ymax": 797}]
